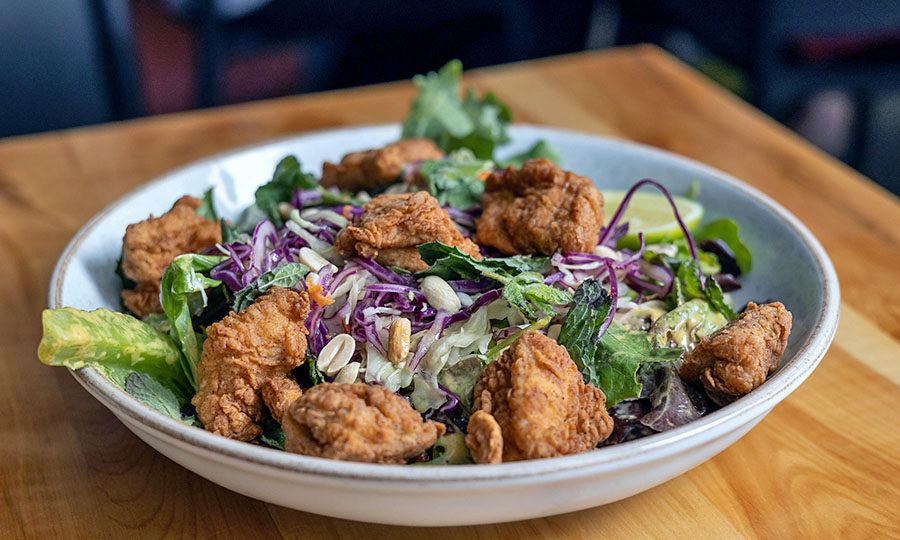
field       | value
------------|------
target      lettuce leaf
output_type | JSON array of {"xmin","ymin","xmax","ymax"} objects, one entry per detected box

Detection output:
[
  {"xmin": 39, "ymin": 308, "xmax": 192, "ymax": 402},
  {"xmin": 694, "ymin": 218, "xmax": 752, "ymax": 274},
  {"xmin": 401, "ymin": 60, "xmax": 511, "ymax": 159},
  {"xmin": 125, "ymin": 371, "xmax": 196, "ymax": 424},
  {"xmin": 497, "ymin": 139, "xmax": 562, "ymax": 168},
  {"xmin": 160, "ymin": 253, "xmax": 227, "ymax": 388}
]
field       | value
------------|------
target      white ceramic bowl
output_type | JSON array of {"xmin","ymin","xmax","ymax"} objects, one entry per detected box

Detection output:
[{"xmin": 49, "ymin": 124, "xmax": 840, "ymax": 526}]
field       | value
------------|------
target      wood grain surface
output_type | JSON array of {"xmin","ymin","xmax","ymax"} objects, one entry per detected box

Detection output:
[{"xmin": 2, "ymin": 46, "xmax": 899, "ymax": 539}]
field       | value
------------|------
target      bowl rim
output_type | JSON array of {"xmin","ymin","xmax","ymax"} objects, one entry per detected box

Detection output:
[{"xmin": 49, "ymin": 123, "xmax": 840, "ymax": 483}]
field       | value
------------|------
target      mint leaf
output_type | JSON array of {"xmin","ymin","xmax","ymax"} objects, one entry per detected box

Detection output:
[
  {"xmin": 416, "ymin": 242, "xmax": 548, "ymax": 280},
  {"xmin": 498, "ymin": 139, "xmax": 562, "ymax": 168},
  {"xmin": 259, "ymin": 419, "xmax": 286, "ymax": 450},
  {"xmin": 695, "ymin": 218, "xmax": 752, "ymax": 274},
  {"xmin": 255, "ymin": 155, "xmax": 317, "ymax": 226},
  {"xmin": 308, "ymin": 357, "xmax": 326, "ymax": 386},
  {"xmin": 415, "ymin": 242, "xmax": 565, "ymax": 319},
  {"xmin": 125, "ymin": 372, "xmax": 195, "ymax": 424},
  {"xmin": 558, "ymin": 280, "xmax": 682, "ymax": 406},
  {"xmin": 557, "ymin": 279, "xmax": 613, "ymax": 373},
  {"xmin": 591, "ymin": 323, "xmax": 684, "ymax": 406},
  {"xmin": 704, "ymin": 276, "xmax": 738, "ymax": 319},
  {"xmin": 232, "ymin": 262, "xmax": 309, "ymax": 313},
  {"xmin": 195, "ymin": 188, "xmax": 218, "ymax": 220}
]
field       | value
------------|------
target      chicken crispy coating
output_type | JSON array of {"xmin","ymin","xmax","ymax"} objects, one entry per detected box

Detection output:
[
  {"xmin": 334, "ymin": 191, "xmax": 482, "ymax": 272},
  {"xmin": 261, "ymin": 377, "xmax": 303, "ymax": 425},
  {"xmin": 120, "ymin": 195, "xmax": 221, "ymax": 317},
  {"xmin": 681, "ymin": 302, "xmax": 792, "ymax": 404},
  {"xmin": 192, "ymin": 287, "xmax": 310, "ymax": 441},
  {"xmin": 321, "ymin": 138, "xmax": 443, "ymax": 192},
  {"xmin": 283, "ymin": 382, "xmax": 445, "ymax": 463},
  {"xmin": 477, "ymin": 158, "xmax": 604, "ymax": 256},
  {"xmin": 466, "ymin": 331, "xmax": 613, "ymax": 463}
]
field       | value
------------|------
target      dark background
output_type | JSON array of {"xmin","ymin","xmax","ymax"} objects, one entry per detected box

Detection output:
[{"xmin": 3, "ymin": 0, "xmax": 900, "ymax": 194}]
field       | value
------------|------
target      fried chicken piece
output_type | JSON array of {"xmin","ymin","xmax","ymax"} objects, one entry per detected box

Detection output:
[
  {"xmin": 261, "ymin": 377, "xmax": 303, "ymax": 425},
  {"xmin": 681, "ymin": 302, "xmax": 792, "ymax": 404},
  {"xmin": 466, "ymin": 410, "xmax": 503, "ymax": 465},
  {"xmin": 120, "ymin": 195, "xmax": 221, "ymax": 317},
  {"xmin": 192, "ymin": 287, "xmax": 310, "ymax": 441},
  {"xmin": 283, "ymin": 382, "xmax": 445, "ymax": 463},
  {"xmin": 477, "ymin": 158, "xmax": 604, "ymax": 256},
  {"xmin": 466, "ymin": 331, "xmax": 613, "ymax": 463},
  {"xmin": 334, "ymin": 191, "xmax": 482, "ymax": 272},
  {"xmin": 321, "ymin": 138, "xmax": 444, "ymax": 192}
]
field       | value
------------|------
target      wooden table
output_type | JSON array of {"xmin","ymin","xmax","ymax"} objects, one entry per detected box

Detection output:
[{"xmin": 2, "ymin": 46, "xmax": 899, "ymax": 538}]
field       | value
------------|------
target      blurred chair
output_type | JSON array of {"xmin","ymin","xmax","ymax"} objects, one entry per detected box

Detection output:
[
  {"xmin": 617, "ymin": 0, "xmax": 900, "ymax": 193},
  {"xmin": 0, "ymin": 0, "xmax": 141, "ymax": 138},
  {"xmin": 163, "ymin": 0, "xmax": 594, "ymax": 107}
]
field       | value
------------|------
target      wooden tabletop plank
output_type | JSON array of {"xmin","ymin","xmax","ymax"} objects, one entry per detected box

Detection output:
[{"xmin": 2, "ymin": 45, "xmax": 899, "ymax": 538}]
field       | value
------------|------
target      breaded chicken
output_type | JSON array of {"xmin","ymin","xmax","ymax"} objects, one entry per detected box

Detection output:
[
  {"xmin": 120, "ymin": 195, "xmax": 221, "ymax": 316},
  {"xmin": 192, "ymin": 287, "xmax": 310, "ymax": 441},
  {"xmin": 334, "ymin": 191, "xmax": 482, "ymax": 272},
  {"xmin": 321, "ymin": 138, "xmax": 443, "ymax": 192},
  {"xmin": 466, "ymin": 331, "xmax": 613, "ymax": 464},
  {"xmin": 283, "ymin": 382, "xmax": 445, "ymax": 463},
  {"xmin": 260, "ymin": 377, "xmax": 303, "ymax": 425},
  {"xmin": 477, "ymin": 158, "xmax": 604, "ymax": 256},
  {"xmin": 681, "ymin": 302, "xmax": 792, "ymax": 404}
]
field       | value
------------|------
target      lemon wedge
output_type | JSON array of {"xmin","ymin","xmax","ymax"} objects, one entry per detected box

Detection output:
[{"xmin": 601, "ymin": 190, "xmax": 703, "ymax": 250}]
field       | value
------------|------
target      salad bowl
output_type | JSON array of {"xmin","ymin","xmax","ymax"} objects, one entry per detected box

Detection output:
[{"xmin": 49, "ymin": 124, "xmax": 839, "ymax": 526}]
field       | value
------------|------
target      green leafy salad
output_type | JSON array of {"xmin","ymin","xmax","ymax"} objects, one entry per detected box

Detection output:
[{"xmin": 39, "ymin": 61, "xmax": 756, "ymax": 463}]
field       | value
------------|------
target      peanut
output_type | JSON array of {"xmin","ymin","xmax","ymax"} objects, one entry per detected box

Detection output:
[
  {"xmin": 420, "ymin": 275, "xmax": 461, "ymax": 313},
  {"xmin": 387, "ymin": 317, "xmax": 411, "ymax": 366},
  {"xmin": 316, "ymin": 334, "xmax": 355, "ymax": 375}
]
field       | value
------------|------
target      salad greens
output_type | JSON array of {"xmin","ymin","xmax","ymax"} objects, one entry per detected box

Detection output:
[
  {"xmin": 38, "ymin": 61, "xmax": 763, "ymax": 465},
  {"xmin": 39, "ymin": 308, "xmax": 192, "ymax": 401},
  {"xmin": 232, "ymin": 262, "xmax": 309, "ymax": 313},
  {"xmin": 196, "ymin": 188, "xmax": 218, "ymax": 221},
  {"xmin": 416, "ymin": 242, "xmax": 569, "ymax": 318},
  {"xmin": 694, "ymin": 218, "xmax": 753, "ymax": 274},
  {"xmin": 125, "ymin": 372, "xmax": 196, "ymax": 424},
  {"xmin": 498, "ymin": 139, "xmax": 562, "ymax": 168},
  {"xmin": 558, "ymin": 280, "xmax": 683, "ymax": 406},
  {"xmin": 401, "ymin": 60, "xmax": 511, "ymax": 159},
  {"xmin": 159, "ymin": 253, "xmax": 227, "ymax": 387},
  {"xmin": 418, "ymin": 149, "xmax": 491, "ymax": 210},
  {"xmin": 255, "ymin": 155, "xmax": 318, "ymax": 226}
]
